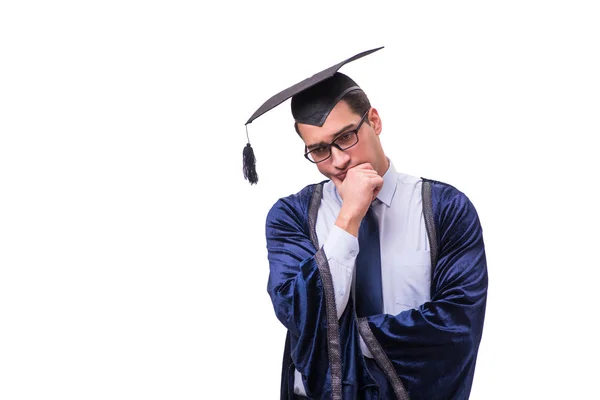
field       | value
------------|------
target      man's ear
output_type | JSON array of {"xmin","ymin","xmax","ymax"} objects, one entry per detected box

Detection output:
[{"xmin": 369, "ymin": 108, "xmax": 383, "ymax": 135}]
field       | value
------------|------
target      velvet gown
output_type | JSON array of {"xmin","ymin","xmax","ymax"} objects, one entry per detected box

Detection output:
[{"xmin": 266, "ymin": 178, "xmax": 487, "ymax": 400}]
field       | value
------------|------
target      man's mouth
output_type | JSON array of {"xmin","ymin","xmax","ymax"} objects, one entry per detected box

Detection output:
[{"xmin": 335, "ymin": 171, "xmax": 347, "ymax": 180}]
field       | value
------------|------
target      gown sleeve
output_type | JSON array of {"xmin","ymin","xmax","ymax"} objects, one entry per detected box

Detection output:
[
  {"xmin": 265, "ymin": 195, "xmax": 335, "ymax": 397},
  {"xmin": 363, "ymin": 183, "xmax": 488, "ymax": 399}
]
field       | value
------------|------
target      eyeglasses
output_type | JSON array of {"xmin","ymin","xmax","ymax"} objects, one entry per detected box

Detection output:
[{"xmin": 304, "ymin": 110, "xmax": 369, "ymax": 164}]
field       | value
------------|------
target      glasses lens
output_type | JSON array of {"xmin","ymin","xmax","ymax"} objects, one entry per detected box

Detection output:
[
  {"xmin": 333, "ymin": 131, "xmax": 358, "ymax": 150},
  {"xmin": 308, "ymin": 147, "xmax": 330, "ymax": 163}
]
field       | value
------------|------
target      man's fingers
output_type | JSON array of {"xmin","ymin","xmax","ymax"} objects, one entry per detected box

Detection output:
[
  {"xmin": 371, "ymin": 176, "xmax": 384, "ymax": 201},
  {"xmin": 352, "ymin": 162, "xmax": 374, "ymax": 171},
  {"xmin": 330, "ymin": 174, "xmax": 342, "ymax": 190},
  {"xmin": 366, "ymin": 174, "xmax": 384, "ymax": 187},
  {"xmin": 347, "ymin": 167, "xmax": 379, "ymax": 179},
  {"xmin": 372, "ymin": 188, "xmax": 382, "ymax": 201}
]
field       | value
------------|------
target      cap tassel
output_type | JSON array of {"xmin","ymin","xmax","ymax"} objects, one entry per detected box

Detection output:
[{"xmin": 243, "ymin": 125, "xmax": 258, "ymax": 184}]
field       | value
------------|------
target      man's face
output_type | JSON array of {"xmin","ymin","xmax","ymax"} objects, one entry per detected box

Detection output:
[{"xmin": 297, "ymin": 100, "xmax": 386, "ymax": 181}]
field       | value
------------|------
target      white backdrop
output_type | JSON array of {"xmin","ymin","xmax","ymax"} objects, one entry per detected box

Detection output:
[{"xmin": 1, "ymin": 1, "xmax": 599, "ymax": 399}]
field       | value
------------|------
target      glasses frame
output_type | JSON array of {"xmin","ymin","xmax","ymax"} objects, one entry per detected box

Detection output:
[{"xmin": 303, "ymin": 110, "xmax": 370, "ymax": 164}]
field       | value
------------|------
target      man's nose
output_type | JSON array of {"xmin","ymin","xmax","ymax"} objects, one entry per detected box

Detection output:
[{"xmin": 330, "ymin": 146, "xmax": 350, "ymax": 168}]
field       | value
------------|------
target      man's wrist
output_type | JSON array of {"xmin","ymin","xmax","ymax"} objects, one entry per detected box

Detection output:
[{"xmin": 335, "ymin": 212, "xmax": 361, "ymax": 237}]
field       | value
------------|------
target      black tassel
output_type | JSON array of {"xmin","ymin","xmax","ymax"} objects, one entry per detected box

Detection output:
[{"xmin": 243, "ymin": 142, "xmax": 258, "ymax": 184}]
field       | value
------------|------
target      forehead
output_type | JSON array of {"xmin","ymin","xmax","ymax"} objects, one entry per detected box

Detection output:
[{"xmin": 297, "ymin": 101, "xmax": 358, "ymax": 143}]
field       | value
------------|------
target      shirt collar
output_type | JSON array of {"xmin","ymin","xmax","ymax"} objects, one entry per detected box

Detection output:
[{"xmin": 376, "ymin": 159, "xmax": 398, "ymax": 207}]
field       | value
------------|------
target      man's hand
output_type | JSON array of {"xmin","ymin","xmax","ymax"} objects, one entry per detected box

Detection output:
[{"xmin": 330, "ymin": 163, "xmax": 384, "ymax": 237}]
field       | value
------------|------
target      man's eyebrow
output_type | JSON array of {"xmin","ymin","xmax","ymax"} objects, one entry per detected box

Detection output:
[{"xmin": 306, "ymin": 123, "xmax": 354, "ymax": 150}]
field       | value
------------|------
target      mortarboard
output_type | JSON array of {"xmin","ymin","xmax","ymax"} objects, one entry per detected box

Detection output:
[{"xmin": 243, "ymin": 46, "xmax": 384, "ymax": 184}]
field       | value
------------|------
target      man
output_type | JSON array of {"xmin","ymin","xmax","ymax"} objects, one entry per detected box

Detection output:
[{"xmin": 245, "ymin": 47, "xmax": 487, "ymax": 400}]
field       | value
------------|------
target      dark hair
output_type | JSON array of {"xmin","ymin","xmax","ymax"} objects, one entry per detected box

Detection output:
[{"xmin": 294, "ymin": 89, "xmax": 371, "ymax": 137}]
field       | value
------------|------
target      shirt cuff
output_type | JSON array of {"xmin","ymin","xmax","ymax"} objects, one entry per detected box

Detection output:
[{"xmin": 323, "ymin": 225, "xmax": 359, "ymax": 267}]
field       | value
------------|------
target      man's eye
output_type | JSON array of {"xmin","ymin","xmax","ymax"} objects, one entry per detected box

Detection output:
[
  {"xmin": 335, "ymin": 132, "xmax": 355, "ymax": 144},
  {"xmin": 338, "ymin": 132, "xmax": 353, "ymax": 141},
  {"xmin": 312, "ymin": 147, "xmax": 328, "ymax": 156}
]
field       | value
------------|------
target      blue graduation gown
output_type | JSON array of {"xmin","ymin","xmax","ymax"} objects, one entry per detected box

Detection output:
[{"xmin": 266, "ymin": 179, "xmax": 487, "ymax": 400}]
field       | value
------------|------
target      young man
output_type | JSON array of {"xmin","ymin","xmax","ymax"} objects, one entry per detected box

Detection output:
[{"xmin": 246, "ymin": 48, "xmax": 487, "ymax": 400}]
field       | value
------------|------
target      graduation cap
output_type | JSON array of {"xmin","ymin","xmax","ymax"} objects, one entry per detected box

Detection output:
[{"xmin": 243, "ymin": 46, "xmax": 384, "ymax": 184}]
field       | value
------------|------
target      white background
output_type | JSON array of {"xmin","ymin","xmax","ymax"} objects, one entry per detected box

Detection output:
[{"xmin": 1, "ymin": 1, "xmax": 599, "ymax": 399}]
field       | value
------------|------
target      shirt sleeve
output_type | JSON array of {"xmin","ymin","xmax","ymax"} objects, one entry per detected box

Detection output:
[{"xmin": 322, "ymin": 224, "xmax": 358, "ymax": 319}]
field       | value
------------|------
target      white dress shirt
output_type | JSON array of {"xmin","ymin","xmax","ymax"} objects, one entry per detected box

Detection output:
[{"xmin": 294, "ymin": 160, "xmax": 432, "ymax": 396}]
